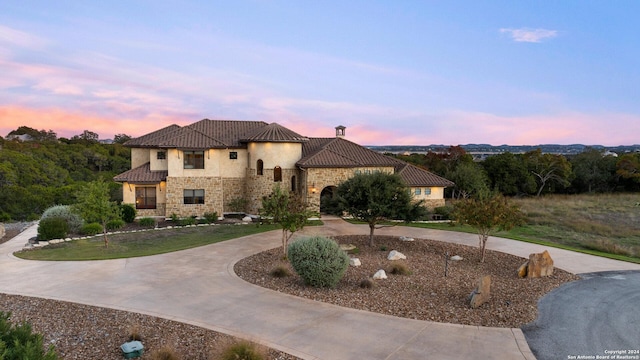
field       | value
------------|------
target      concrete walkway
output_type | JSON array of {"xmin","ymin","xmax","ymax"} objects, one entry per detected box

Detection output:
[{"xmin": 1, "ymin": 219, "xmax": 638, "ymax": 359}]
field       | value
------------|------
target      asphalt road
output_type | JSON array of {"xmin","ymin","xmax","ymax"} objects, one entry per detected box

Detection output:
[{"xmin": 522, "ymin": 270, "xmax": 640, "ymax": 360}]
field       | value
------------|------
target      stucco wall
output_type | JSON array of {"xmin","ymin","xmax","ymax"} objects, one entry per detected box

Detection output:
[
  {"xmin": 248, "ymin": 142, "xmax": 302, "ymax": 169},
  {"xmin": 131, "ymin": 148, "xmax": 150, "ymax": 169},
  {"xmin": 149, "ymin": 149, "xmax": 168, "ymax": 171}
]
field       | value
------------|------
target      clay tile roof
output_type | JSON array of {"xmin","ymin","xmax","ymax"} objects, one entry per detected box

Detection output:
[
  {"xmin": 113, "ymin": 163, "xmax": 167, "ymax": 183},
  {"xmin": 240, "ymin": 122, "xmax": 308, "ymax": 143},
  {"xmin": 395, "ymin": 163, "xmax": 455, "ymax": 187},
  {"xmin": 297, "ymin": 137, "xmax": 401, "ymax": 168},
  {"xmin": 154, "ymin": 127, "xmax": 226, "ymax": 149},
  {"xmin": 188, "ymin": 119, "xmax": 269, "ymax": 147},
  {"xmin": 124, "ymin": 124, "xmax": 181, "ymax": 147}
]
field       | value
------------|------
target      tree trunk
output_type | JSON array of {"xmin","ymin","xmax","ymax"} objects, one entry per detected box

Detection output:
[
  {"xmin": 102, "ymin": 225, "xmax": 109, "ymax": 248},
  {"xmin": 282, "ymin": 229, "xmax": 288, "ymax": 259},
  {"xmin": 480, "ymin": 234, "xmax": 488, "ymax": 263},
  {"xmin": 368, "ymin": 223, "xmax": 375, "ymax": 247}
]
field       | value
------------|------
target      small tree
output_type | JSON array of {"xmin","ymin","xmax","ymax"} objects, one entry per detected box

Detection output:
[
  {"xmin": 452, "ymin": 191, "xmax": 525, "ymax": 262},
  {"xmin": 260, "ymin": 184, "xmax": 316, "ymax": 258},
  {"xmin": 73, "ymin": 179, "xmax": 121, "ymax": 247},
  {"xmin": 336, "ymin": 172, "xmax": 426, "ymax": 247}
]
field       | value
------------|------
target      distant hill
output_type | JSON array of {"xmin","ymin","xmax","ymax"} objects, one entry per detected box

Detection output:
[{"xmin": 367, "ymin": 144, "xmax": 640, "ymax": 156}]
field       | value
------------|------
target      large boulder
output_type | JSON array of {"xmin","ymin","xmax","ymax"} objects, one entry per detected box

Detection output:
[
  {"xmin": 469, "ymin": 275, "xmax": 491, "ymax": 309},
  {"xmin": 526, "ymin": 250, "xmax": 554, "ymax": 278}
]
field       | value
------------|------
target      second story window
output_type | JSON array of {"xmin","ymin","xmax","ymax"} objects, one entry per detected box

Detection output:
[
  {"xmin": 184, "ymin": 151, "xmax": 204, "ymax": 169},
  {"xmin": 157, "ymin": 151, "xmax": 166, "ymax": 160},
  {"xmin": 257, "ymin": 159, "xmax": 264, "ymax": 175},
  {"xmin": 229, "ymin": 151, "xmax": 238, "ymax": 159},
  {"xmin": 274, "ymin": 166, "xmax": 282, "ymax": 182}
]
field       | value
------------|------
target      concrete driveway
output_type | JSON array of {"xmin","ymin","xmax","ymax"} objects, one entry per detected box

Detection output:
[
  {"xmin": 1, "ymin": 218, "xmax": 638, "ymax": 359},
  {"xmin": 522, "ymin": 270, "xmax": 640, "ymax": 360}
]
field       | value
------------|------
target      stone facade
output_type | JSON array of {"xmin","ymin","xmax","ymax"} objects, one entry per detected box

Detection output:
[
  {"xmin": 0, "ymin": 224, "xmax": 4, "ymax": 240},
  {"xmin": 165, "ymin": 176, "xmax": 223, "ymax": 218},
  {"xmin": 244, "ymin": 168, "xmax": 300, "ymax": 214}
]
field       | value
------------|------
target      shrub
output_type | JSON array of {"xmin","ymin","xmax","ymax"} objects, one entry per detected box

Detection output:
[
  {"xmin": 287, "ymin": 236, "xmax": 349, "ymax": 288},
  {"xmin": 106, "ymin": 219, "xmax": 125, "ymax": 230},
  {"xmin": 227, "ymin": 197, "xmax": 248, "ymax": 212},
  {"xmin": 41, "ymin": 205, "xmax": 83, "ymax": 233},
  {"xmin": 170, "ymin": 213, "xmax": 179, "ymax": 222},
  {"xmin": 359, "ymin": 278, "xmax": 374, "ymax": 288},
  {"xmin": 0, "ymin": 211, "xmax": 11, "ymax": 222},
  {"xmin": 149, "ymin": 346, "xmax": 179, "ymax": 360},
  {"xmin": 138, "ymin": 217, "xmax": 156, "ymax": 227},
  {"xmin": 203, "ymin": 212, "xmax": 218, "ymax": 224},
  {"xmin": 434, "ymin": 205, "xmax": 453, "ymax": 220},
  {"xmin": 0, "ymin": 311, "xmax": 58, "ymax": 359},
  {"xmin": 178, "ymin": 217, "xmax": 196, "ymax": 226},
  {"xmin": 220, "ymin": 341, "xmax": 265, "ymax": 360},
  {"xmin": 270, "ymin": 265, "xmax": 291, "ymax": 278},
  {"xmin": 81, "ymin": 222, "xmax": 103, "ymax": 236},
  {"xmin": 389, "ymin": 262, "xmax": 411, "ymax": 275},
  {"xmin": 37, "ymin": 217, "xmax": 69, "ymax": 240},
  {"xmin": 128, "ymin": 324, "xmax": 142, "ymax": 341},
  {"xmin": 120, "ymin": 204, "xmax": 137, "ymax": 223}
]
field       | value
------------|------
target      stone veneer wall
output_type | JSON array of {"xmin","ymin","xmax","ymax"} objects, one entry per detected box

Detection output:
[
  {"xmin": 222, "ymin": 177, "xmax": 246, "ymax": 212},
  {"xmin": 165, "ymin": 177, "xmax": 223, "ymax": 218},
  {"xmin": 245, "ymin": 168, "xmax": 300, "ymax": 214},
  {"xmin": 136, "ymin": 204, "xmax": 166, "ymax": 218},
  {"xmin": 0, "ymin": 224, "xmax": 4, "ymax": 240},
  {"xmin": 304, "ymin": 167, "xmax": 393, "ymax": 212}
]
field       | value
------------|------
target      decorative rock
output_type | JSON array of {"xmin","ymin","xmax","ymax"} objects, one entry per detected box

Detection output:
[
  {"xmin": 527, "ymin": 250, "xmax": 554, "ymax": 278},
  {"xmin": 373, "ymin": 269, "xmax": 387, "ymax": 279},
  {"xmin": 469, "ymin": 275, "xmax": 491, "ymax": 309},
  {"xmin": 450, "ymin": 255, "xmax": 463, "ymax": 261},
  {"xmin": 387, "ymin": 250, "xmax": 407, "ymax": 260},
  {"xmin": 517, "ymin": 261, "xmax": 529, "ymax": 278},
  {"xmin": 349, "ymin": 258, "xmax": 361, "ymax": 267},
  {"xmin": 340, "ymin": 244, "xmax": 357, "ymax": 252},
  {"xmin": 242, "ymin": 216, "xmax": 252, "ymax": 222},
  {"xmin": 399, "ymin": 236, "xmax": 414, "ymax": 242}
]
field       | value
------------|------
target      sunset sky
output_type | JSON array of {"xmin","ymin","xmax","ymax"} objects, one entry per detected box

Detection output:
[{"xmin": 1, "ymin": 1, "xmax": 639, "ymax": 146}]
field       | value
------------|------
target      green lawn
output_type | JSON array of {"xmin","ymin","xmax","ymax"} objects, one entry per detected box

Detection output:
[
  {"xmin": 403, "ymin": 193, "xmax": 640, "ymax": 264},
  {"xmin": 15, "ymin": 224, "xmax": 281, "ymax": 261}
]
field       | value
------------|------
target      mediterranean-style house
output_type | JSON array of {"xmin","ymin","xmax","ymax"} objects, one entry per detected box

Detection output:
[{"xmin": 114, "ymin": 119, "xmax": 454, "ymax": 218}]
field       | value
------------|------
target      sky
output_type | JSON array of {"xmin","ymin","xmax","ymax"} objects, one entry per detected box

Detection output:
[{"xmin": 1, "ymin": 1, "xmax": 639, "ymax": 146}]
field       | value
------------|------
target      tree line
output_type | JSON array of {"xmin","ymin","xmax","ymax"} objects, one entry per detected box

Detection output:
[
  {"xmin": 0, "ymin": 127, "xmax": 131, "ymax": 221},
  {"xmin": 390, "ymin": 146, "xmax": 640, "ymax": 198}
]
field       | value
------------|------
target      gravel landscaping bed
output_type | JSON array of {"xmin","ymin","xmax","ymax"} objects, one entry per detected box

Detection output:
[
  {"xmin": 0, "ymin": 294, "xmax": 299, "ymax": 360},
  {"xmin": 235, "ymin": 234, "xmax": 580, "ymax": 328}
]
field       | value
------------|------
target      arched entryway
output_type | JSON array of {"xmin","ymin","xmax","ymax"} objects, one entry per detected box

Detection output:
[{"xmin": 319, "ymin": 186, "xmax": 339, "ymax": 215}]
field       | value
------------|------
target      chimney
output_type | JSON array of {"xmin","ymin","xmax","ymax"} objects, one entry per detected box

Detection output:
[{"xmin": 335, "ymin": 125, "xmax": 346, "ymax": 138}]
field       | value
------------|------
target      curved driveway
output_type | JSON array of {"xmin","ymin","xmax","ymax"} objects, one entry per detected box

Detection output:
[{"xmin": 1, "ymin": 218, "xmax": 639, "ymax": 360}]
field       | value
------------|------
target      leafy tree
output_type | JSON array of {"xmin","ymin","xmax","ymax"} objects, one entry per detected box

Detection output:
[
  {"xmin": 260, "ymin": 184, "xmax": 316, "ymax": 258},
  {"xmin": 336, "ymin": 172, "xmax": 426, "ymax": 246},
  {"xmin": 113, "ymin": 133, "xmax": 132, "ymax": 144},
  {"xmin": 7, "ymin": 126, "xmax": 56, "ymax": 141},
  {"xmin": 523, "ymin": 149, "xmax": 572, "ymax": 196},
  {"xmin": 452, "ymin": 191, "xmax": 525, "ymax": 263},
  {"xmin": 616, "ymin": 153, "xmax": 640, "ymax": 183},
  {"xmin": 448, "ymin": 162, "xmax": 489, "ymax": 199},
  {"xmin": 570, "ymin": 148, "xmax": 618, "ymax": 193},
  {"xmin": 73, "ymin": 179, "xmax": 121, "ymax": 247},
  {"xmin": 71, "ymin": 130, "xmax": 99, "ymax": 143},
  {"xmin": 481, "ymin": 152, "xmax": 536, "ymax": 195}
]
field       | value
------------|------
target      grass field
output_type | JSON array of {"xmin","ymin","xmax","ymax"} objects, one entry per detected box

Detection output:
[
  {"xmin": 411, "ymin": 193, "xmax": 640, "ymax": 263},
  {"xmin": 15, "ymin": 223, "xmax": 280, "ymax": 261}
]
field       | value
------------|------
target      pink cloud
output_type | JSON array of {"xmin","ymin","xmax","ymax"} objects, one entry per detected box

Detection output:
[{"xmin": 0, "ymin": 106, "xmax": 193, "ymax": 139}]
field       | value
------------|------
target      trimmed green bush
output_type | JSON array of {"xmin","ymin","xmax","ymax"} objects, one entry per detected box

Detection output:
[
  {"xmin": 37, "ymin": 217, "xmax": 69, "ymax": 241},
  {"xmin": 203, "ymin": 211, "xmax": 218, "ymax": 224},
  {"xmin": 178, "ymin": 217, "xmax": 196, "ymax": 226},
  {"xmin": 138, "ymin": 217, "xmax": 156, "ymax": 227},
  {"xmin": 81, "ymin": 222, "xmax": 103, "ymax": 236},
  {"xmin": 0, "ymin": 311, "xmax": 58, "ymax": 360},
  {"xmin": 120, "ymin": 204, "xmax": 137, "ymax": 223},
  {"xmin": 106, "ymin": 219, "xmax": 125, "ymax": 230},
  {"xmin": 41, "ymin": 205, "xmax": 83, "ymax": 233},
  {"xmin": 287, "ymin": 236, "xmax": 349, "ymax": 288}
]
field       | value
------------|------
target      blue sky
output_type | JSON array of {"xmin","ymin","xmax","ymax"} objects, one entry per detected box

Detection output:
[{"xmin": 1, "ymin": 1, "xmax": 639, "ymax": 145}]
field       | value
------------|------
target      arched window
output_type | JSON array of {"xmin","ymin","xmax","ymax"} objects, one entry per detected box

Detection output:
[
  {"xmin": 291, "ymin": 176, "xmax": 296, "ymax": 191},
  {"xmin": 256, "ymin": 159, "xmax": 263, "ymax": 175},
  {"xmin": 274, "ymin": 166, "xmax": 282, "ymax": 182}
]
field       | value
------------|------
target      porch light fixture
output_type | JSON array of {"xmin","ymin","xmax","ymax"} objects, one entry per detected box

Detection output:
[{"xmin": 311, "ymin": 183, "xmax": 317, "ymax": 194}]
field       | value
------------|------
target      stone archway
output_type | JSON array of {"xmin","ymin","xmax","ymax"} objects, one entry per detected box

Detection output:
[{"xmin": 319, "ymin": 186, "xmax": 339, "ymax": 214}]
